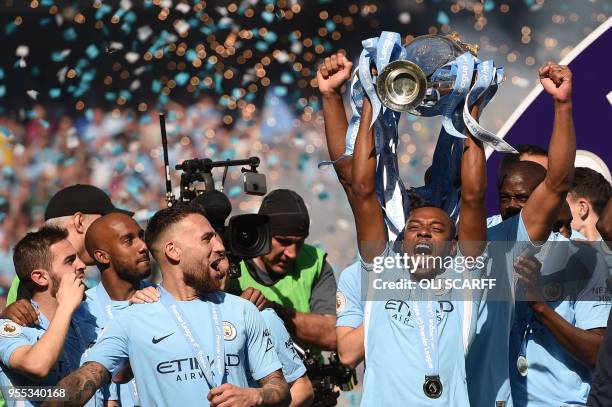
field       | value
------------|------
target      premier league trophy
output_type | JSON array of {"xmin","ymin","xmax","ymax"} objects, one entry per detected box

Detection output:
[
  {"xmin": 376, "ymin": 33, "xmax": 478, "ymax": 113},
  {"xmin": 335, "ymin": 31, "xmax": 516, "ymax": 239}
]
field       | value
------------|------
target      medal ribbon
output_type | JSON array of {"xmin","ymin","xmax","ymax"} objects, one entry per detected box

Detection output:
[
  {"xmin": 411, "ymin": 300, "xmax": 440, "ymax": 386},
  {"xmin": 158, "ymin": 286, "xmax": 225, "ymax": 389},
  {"xmin": 95, "ymin": 283, "xmax": 141, "ymax": 405}
]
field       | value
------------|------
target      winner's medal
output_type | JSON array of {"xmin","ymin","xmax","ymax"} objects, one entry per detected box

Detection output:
[
  {"xmin": 423, "ymin": 376, "xmax": 443, "ymax": 399},
  {"xmin": 517, "ymin": 355, "xmax": 529, "ymax": 377}
]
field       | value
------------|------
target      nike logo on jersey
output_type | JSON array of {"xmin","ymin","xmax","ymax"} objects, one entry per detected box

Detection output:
[{"xmin": 152, "ymin": 332, "xmax": 174, "ymax": 344}]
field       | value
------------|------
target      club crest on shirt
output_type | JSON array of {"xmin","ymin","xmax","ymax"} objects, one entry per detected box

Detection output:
[
  {"xmin": 0, "ymin": 321, "xmax": 21, "ymax": 337},
  {"xmin": 223, "ymin": 321, "xmax": 237, "ymax": 341},
  {"xmin": 336, "ymin": 292, "xmax": 347, "ymax": 313}
]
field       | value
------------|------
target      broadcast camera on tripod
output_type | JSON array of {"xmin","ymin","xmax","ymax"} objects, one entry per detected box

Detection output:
[{"xmin": 159, "ymin": 113, "xmax": 271, "ymax": 275}]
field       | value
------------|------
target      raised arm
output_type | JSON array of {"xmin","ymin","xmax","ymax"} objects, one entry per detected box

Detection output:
[
  {"xmin": 350, "ymin": 96, "xmax": 387, "ymax": 262},
  {"xmin": 458, "ymin": 104, "xmax": 487, "ymax": 256},
  {"xmin": 43, "ymin": 361, "xmax": 111, "ymax": 406},
  {"xmin": 317, "ymin": 53, "xmax": 354, "ymax": 201},
  {"xmin": 9, "ymin": 273, "xmax": 83, "ymax": 379},
  {"xmin": 522, "ymin": 63, "xmax": 576, "ymax": 242}
]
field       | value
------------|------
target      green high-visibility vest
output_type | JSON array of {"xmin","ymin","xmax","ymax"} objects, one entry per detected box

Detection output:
[{"xmin": 233, "ymin": 244, "xmax": 326, "ymax": 313}]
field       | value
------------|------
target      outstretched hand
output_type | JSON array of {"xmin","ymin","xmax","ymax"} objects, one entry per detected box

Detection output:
[
  {"xmin": 317, "ymin": 52, "xmax": 353, "ymax": 95},
  {"xmin": 539, "ymin": 62, "xmax": 572, "ymax": 104}
]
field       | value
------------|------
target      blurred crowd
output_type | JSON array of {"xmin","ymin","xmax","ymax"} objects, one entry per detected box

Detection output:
[{"xmin": 0, "ymin": 96, "xmax": 440, "ymax": 305}]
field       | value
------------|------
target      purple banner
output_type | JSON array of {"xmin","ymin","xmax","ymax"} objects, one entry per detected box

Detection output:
[{"xmin": 486, "ymin": 19, "xmax": 612, "ymax": 215}]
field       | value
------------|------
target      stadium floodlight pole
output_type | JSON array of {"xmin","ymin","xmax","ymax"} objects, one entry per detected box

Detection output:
[{"xmin": 159, "ymin": 113, "xmax": 176, "ymax": 207}]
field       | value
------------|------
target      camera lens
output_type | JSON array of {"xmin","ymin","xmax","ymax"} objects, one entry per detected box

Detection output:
[
  {"xmin": 237, "ymin": 228, "xmax": 258, "ymax": 249},
  {"xmin": 226, "ymin": 214, "xmax": 271, "ymax": 259}
]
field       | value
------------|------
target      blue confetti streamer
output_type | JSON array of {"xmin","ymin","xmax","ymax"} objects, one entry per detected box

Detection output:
[
  {"xmin": 175, "ymin": 72, "xmax": 190, "ymax": 86},
  {"xmin": 228, "ymin": 186, "xmax": 242, "ymax": 198},
  {"xmin": 85, "ymin": 45, "xmax": 100, "ymax": 59},
  {"xmin": 261, "ymin": 11, "xmax": 274, "ymax": 23},
  {"xmin": 273, "ymin": 86, "xmax": 287, "ymax": 97},
  {"xmin": 63, "ymin": 28, "xmax": 77, "ymax": 41},
  {"xmin": 281, "ymin": 72, "xmax": 293, "ymax": 84},
  {"xmin": 255, "ymin": 41, "xmax": 269, "ymax": 52},
  {"xmin": 437, "ymin": 11, "xmax": 449, "ymax": 25}
]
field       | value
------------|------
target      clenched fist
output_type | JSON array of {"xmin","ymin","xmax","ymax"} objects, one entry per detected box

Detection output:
[
  {"xmin": 539, "ymin": 62, "xmax": 572, "ymax": 104},
  {"xmin": 317, "ymin": 52, "xmax": 353, "ymax": 95}
]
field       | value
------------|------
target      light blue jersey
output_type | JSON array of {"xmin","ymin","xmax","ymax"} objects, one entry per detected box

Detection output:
[
  {"xmin": 84, "ymin": 291, "xmax": 282, "ymax": 407},
  {"xmin": 0, "ymin": 302, "xmax": 97, "ymax": 407},
  {"xmin": 357, "ymin": 246, "xmax": 482, "ymax": 407},
  {"xmin": 82, "ymin": 282, "xmax": 145, "ymax": 407},
  {"xmin": 509, "ymin": 241, "xmax": 612, "ymax": 407},
  {"xmin": 466, "ymin": 212, "xmax": 539, "ymax": 407},
  {"xmin": 247, "ymin": 308, "xmax": 306, "ymax": 386},
  {"xmin": 336, "ymin": 262, "xmax": 363, "ymax": 329}
]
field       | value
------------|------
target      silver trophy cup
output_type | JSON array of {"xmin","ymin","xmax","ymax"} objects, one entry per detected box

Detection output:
[{"xmin": 376, "ymin": 33, "xmax": 479, "ymax": 113}]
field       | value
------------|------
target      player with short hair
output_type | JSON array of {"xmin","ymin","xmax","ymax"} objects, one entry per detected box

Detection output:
[
  {"xmin": 49, "ymin": 205, "xmax": 290, "ymax": 407},
  {"xmin": 0, "ymin": 227, "xmax": 96, "ymax": 406},
  {"xmin": 567, "ymin": 167, "xmax": 612, "ymax": 241}
]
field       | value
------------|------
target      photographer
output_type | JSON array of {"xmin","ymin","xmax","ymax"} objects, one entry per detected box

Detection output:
[{"xmin": 231, "ymin": 189, "xmax": 337, "ymax": 352}]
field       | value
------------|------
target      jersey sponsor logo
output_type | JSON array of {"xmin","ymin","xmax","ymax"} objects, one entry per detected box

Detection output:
[
  {"xmin": 263, "ymin": 328, "xmax": 274, "ymax": 352},
  {"xmin": 223, "ymin": 321, "xmax": 237, "ymax": 341},
  {"xmin": 152, "ymin": 332, "xmax": 174, "ymax": 344},
  {"xmin": 0, "ymin": 321, "xmax": 21, "ymax": 337},
  {"xmin": 336, "ymin": 292, "xmax": 347, "ymax": 313},
  {"xmin": 156, "ymin": 355, "xmax": 241, "ymax": 381},
  {"xmin": 384, "ymin": 300, "xmax": 454, "ymax": 327}
]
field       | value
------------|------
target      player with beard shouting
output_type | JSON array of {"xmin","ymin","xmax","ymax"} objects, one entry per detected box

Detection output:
[{"xmin": 46, "ymin": 205, "xmax": 290, "ymax": 407}]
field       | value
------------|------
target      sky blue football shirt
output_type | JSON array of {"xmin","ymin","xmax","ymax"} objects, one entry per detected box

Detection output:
[{"xmin": 84, "ymin": 291, "xmax": 282, "ymax": 407}]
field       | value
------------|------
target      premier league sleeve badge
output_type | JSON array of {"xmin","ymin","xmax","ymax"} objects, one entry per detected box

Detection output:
[{"xmin": 0, "ymin": 321, "xmax": 22, "ymax": 337}]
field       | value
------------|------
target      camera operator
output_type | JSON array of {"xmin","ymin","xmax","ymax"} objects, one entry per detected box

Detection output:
[
  {"xmin": 230, "ymin": 189, "xmax": 337, "ymax": 352},
  {"xmin": 192, "ymin": 192, "xmax": 315, "ymax": 407}
]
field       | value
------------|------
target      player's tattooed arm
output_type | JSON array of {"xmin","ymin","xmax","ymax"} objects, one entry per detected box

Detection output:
[
  {"xmin": 42, "ymin": 361, "xmax": 110, "ymax": 406},
  {"xmin": 258, "ymin": 370, "xmax": 291, "ymax": 406},
  {"xmin": 208, "ymin": 370, "xmax": 290, "ymax": 407}
]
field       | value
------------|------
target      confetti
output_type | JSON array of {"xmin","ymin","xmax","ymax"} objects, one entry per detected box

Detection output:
[{"xmin": 26, "ymin": 90, "xmax": 39, "ymax": 100}]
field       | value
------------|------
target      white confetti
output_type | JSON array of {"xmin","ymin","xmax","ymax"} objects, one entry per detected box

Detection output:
[
  {"xmin": 129, "ymin": 79, "xmax": 141, "ymax": 91},
  {"xmin": 175, "ymin": 3, "xmax": 190, "ymax": 13},
  {"xmin": 133, "ymin": 66, "xmax": 147, "ymax": 76},
  {"xmin": 125, "ymin": 52, "xmax": 140, "ymax": 64},
  {"xmin": 26, "ymin": 90, "xmax": 39, "ymax": 100},
  {"xmin": 398, "ymin": 12, "xmax": 411, "ymax": 24},
  {"xmin": 57, "ymin": 66, "xmax": 68, "ymax": 83},
  {"xmin": 138, "ymin": 25, "xmax": 153, "ymax": 42},
  {"xmin": 109, "ymin": 42, "xmax": 124, "ymax": 51},
  {"xmin": 607, "ymin": 90, "xmax": 612, "ymax": 107},
  {"xmin": 160, "ymin": 0, "xmax": 173, "ymax": 9},
  {"xmin": 290, "ymin": 41, "xmax": 302, "ymax": 54},
  {"xmin": 120, "ymin": 0, "xmax": 132, "ymax": 11},
  {"xmin": 274, "ymin": 50, "xmax": 289, "ymax": 63},
  {"xmin": 15, "ymin": 45, "xmax": 29, "ymax": 57},
  {"xmin": 174, "ymin": 19, "xmax": 190, "ymax": 35}
]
